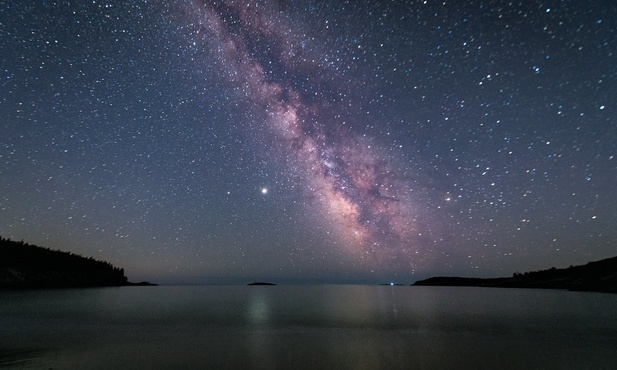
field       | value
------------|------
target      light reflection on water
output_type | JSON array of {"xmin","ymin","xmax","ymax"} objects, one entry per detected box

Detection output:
[{"xmin": 1, "ymin": 285, "xmax": 617, "ymax": 369}]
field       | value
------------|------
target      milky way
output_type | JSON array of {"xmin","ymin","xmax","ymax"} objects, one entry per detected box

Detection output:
[
  {"xmin": 187, "ymin": 0, "xmax": 432, "ymax": 271},
  {"xmin": 1, "ymin": 0, "xmax": 616, "ymax": 283}
]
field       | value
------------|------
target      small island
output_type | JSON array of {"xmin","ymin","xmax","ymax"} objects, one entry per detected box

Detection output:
[
  {"xmin": 413, "ymin": 255, "xmax": 617, "ymax": 293},
  {"xmin": 0, "ymin": 237, "xmax": 156, "ymax": 289},
  {"xmin": 247, "ymin": 282, "xmax": 276, "ymax": 286}
]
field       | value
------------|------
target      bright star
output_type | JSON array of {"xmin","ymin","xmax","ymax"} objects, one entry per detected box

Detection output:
[{"xmin": 261, "ymin": 187, "xmax": 268, "ymax": 195}]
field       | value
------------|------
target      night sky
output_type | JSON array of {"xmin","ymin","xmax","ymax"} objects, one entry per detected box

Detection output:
[{"xmin": 1, "ymin": 0, "xmax": 616, "ymax": 284}]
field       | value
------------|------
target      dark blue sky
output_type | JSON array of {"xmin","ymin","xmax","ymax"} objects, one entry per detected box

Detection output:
[{"xmin": 1, "ymin": 0, "xmax": 616, "ymax": 284}]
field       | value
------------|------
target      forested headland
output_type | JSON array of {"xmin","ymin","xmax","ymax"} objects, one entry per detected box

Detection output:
[
  {"xmin": 413, "ymin": 255, "xmax": 617, "ymax": 293},
  {"xmin": 0, "ymin": 237, "xmax": 151, "ymax": 289}
]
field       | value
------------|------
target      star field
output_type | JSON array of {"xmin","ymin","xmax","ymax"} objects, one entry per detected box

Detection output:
[{"xmin": 1, "ymin": 0, "xmax": 616, "ymax": 283}]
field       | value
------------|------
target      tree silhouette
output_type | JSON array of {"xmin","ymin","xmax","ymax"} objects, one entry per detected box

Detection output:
[{"xmin": 0, "ymin": 236, "xmax": 128, "ymax": 288}]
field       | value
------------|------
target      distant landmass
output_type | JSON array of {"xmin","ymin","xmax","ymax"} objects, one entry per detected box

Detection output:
[
  {"xmin": 413, "ymin": 256, "xmax": 617, "ymax": 293},
  {"xmin": 0, "ymin": 237, "xmax": 156, "ymax": 289},
  {"xmin": 247, "ymin": 282, "xmax": 276, "ymax": 286}
]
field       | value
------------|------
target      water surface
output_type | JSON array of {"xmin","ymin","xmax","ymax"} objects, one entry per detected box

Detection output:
[{"xmin": 1, "ymin": 285, "xmax": 616, "ymax": 369}]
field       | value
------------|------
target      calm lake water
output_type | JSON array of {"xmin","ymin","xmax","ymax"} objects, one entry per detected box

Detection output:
[{"xmin": 1, "ymin": 285, "xmax": 616, "ymax": 369}]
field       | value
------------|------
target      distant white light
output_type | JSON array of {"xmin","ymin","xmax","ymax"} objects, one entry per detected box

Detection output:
[{"xmin": 261, "ymin": 187, "xmax": 268, "ymax": 195}]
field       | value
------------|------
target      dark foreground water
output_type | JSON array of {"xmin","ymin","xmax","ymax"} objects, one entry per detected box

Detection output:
[{"xmin": 1, "ymin": 285, "xmax": 616, "ymax": 369}]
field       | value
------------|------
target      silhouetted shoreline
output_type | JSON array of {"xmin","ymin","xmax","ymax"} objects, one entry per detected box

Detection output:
[
  {"xmin": 413, "ymin": 255, "xmax": 617, "ymax": 293},
  {"xmin": 125, "ymin": 281, "xmax": 158, "ymax": 286},
  {"xmin": 0, "ymin": 237, "xmax": 155, "ymax": 289}
]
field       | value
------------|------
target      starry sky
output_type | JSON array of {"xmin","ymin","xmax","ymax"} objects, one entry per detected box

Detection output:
[{"xmin": 1, "ymin": 0, "xmax": 616, "ymax": 284}]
